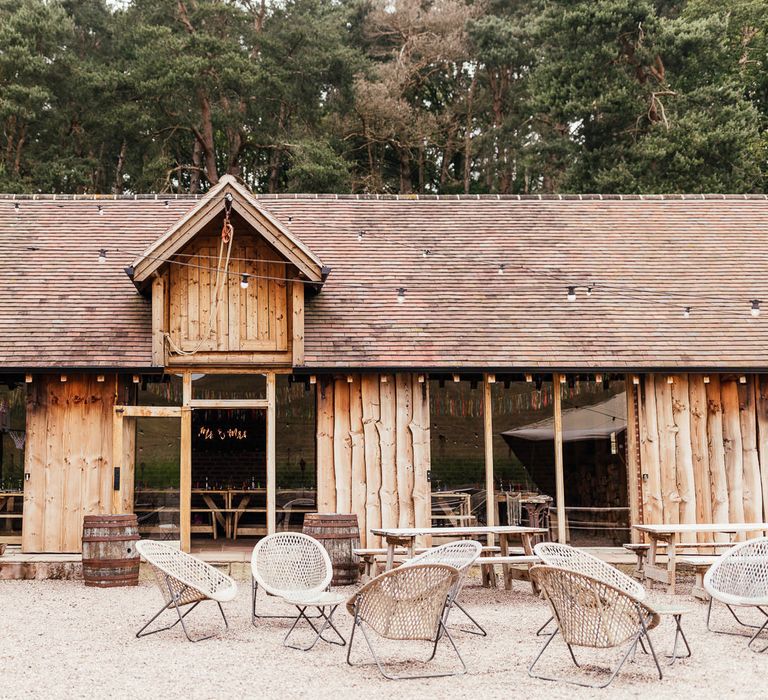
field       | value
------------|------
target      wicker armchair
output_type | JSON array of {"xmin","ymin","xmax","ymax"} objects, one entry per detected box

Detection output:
[
  {"xmin": 402, "ymin": 540, "xmax": 485, "ymax": 635},
  {"xmin": 135, "ymin": 540, "xmax": 237, "ymax": 642},
  {"xmin": 251, "ymin": 532, "xmax": 345, "ymax": 650},
  {"xmin": 346, "ymin": 563, "xmax": 465, "ymax": 680},
  {"xmin": 529, "ymin": 565, "xmax": 662, "ymax": 688},
  {"xmin": 704, "ymin": 537, "xmax": 768, "ymax": 652},
  {"xmin": 534, "ymin": 541, "xmax": 646, "ymax": 636}
]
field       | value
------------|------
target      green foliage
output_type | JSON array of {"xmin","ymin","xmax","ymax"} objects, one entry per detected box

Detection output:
[{"xmin": 0, "ymin": 0, "xmax": 765, "ymax": 193}]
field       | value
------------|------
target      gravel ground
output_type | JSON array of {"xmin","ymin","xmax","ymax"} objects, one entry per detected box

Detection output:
[{"xmin": 0, "ymin": 571, "xmax": 763, "ymax": 699}]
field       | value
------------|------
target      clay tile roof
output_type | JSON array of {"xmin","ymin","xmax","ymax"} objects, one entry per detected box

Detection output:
[{"xmin": 2, "ymin": 193, "xmax": 768, "ymax": 370}]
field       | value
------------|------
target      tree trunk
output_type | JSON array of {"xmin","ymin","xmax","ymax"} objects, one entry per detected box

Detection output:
[
  {"xmin": 463, "ymin": 76, "xmax": 477, "ymax": 194},
  {"xmin": 113, "ymin": 140, "xmax": 127, "ymax": 194},
  {"xmin": 398, "ymin": 147, "xmax": 412, "ymax": 194},
  {"xmin": 196, "ymin": 91, "xmax": 219, "ymax": 185},
  {"xmin": 190, "ymin": 138, "xmax": 202, "ymax": 194}
]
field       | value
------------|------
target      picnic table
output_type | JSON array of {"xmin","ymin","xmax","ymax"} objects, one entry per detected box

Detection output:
[
  {"xmin": 633, "ymin": 523, "xmax": 768, "ymax": 594},
  {"xmin": 369, "ymin": 525, "xmax": 547, "ymax": 590}
]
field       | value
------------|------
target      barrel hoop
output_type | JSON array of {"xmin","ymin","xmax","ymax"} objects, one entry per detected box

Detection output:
[
  {"xmin": 84, "ymin": 579, "xmax": 139, "ymax": 588},
  {"xmin": 82, "ymin": 534, "xmax": 140, "ymax": 543},
  {"xmin": 82, "ymin": 557, "xmax": 140, "ymax": 567},
  {"xmin": 304, "ymin": 533, "xmax": 359, "ymax": 540}
]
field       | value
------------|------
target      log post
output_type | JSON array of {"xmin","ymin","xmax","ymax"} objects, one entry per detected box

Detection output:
[
  {"xmin": 706, "ymin": 376, "xmax": 730, "ymax": 542},
  {"xmin": 483, "ymin": 375, "xmax": 496, "ymax": 546},
  {"xmin": 757, "ymin": 376, "xmax": 768, "ymax": 531},
  {"xmin": 625, "ymin": 377, "xmax": 642, "ymax": 542},
  {"xmin": 553, "ymin": 373, "xmax": 566, "ymax": 543},
  {"xmin": 739, "ymin": 376, "xmax": 762, "ymax": 536},
  {"xmin": 349, "ymin": 375, "xmax": 367, "ymax": 543},
  {"xmin": 721, "ymin": 378, "xmax": 745, "ymax": 538},
  {"xmin": 316, "ymin": 378, "xmax": 335, "ymax": 511},
  {"xmin": 395, "ymin": 374, "xmax": 415, "ymax": 528},
  {"xmin": 377, "ymin": 375, "xmax": 398, "ymax": 528},
  {"xmin": 639, "ymin": 374, "xmax": 663, "ymax": 526},
  {"xmin": 689, "ymin": 375, "xmax": 713, "ymax": 542},
  {"xmin": 333, "ymin": 377, "xmax": 352, "ymax": 513},
  {"xmin": 671, "ymin": 375, "xmax": 697, "ymax": 543},
  {"xmin": 361, "ymin": 375, "xmax": 383, "ymax": 548},
  {"xmin": 655, "ymin": 376, "xmax": 680, "ymax": 524},
  {"xmin": 410, "ymin": 375, "xmax": 431, "ymax": 548}
]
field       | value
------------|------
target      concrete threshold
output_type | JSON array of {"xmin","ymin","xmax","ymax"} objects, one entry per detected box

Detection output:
[{"xmin": 0, "ymin": 545, "xmax": 644, "ymax": 580}]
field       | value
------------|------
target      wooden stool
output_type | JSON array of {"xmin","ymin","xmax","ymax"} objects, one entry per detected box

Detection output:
[{"xmin": 654, "ymin": 605, "xmax": 692, "ymax": 664}]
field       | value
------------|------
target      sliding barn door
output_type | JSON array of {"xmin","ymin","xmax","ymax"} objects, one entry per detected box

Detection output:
[{"xmin": 22, "ymin": 376, "xmax": 115, "ymax": 553}]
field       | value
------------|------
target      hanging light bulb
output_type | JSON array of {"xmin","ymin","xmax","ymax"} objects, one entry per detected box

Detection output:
[
  {"xmin": 586, "ymin": 286, "xmax": 593, "ymax": 297},
  {"xmin": 240, "ymin": 274, "xmax": 249, "ymax": 289},
  {"xmin": 14, "ymin": 202, "xmax": 19, "ymax": 214},
  {"xmin": 566, "ymin": 286, "xmax": 576, "ymax": 302},
  {"xmin": 357, "ymin": 230, "xmax": 364, "ymax": 242},
  {"xmin": 498, "ymin": 264, "xmax": 505, "ymax": 275},
  {"xmin": 751, "ymin": 300, "xmax": 761, "ymax": 317},
  {"xmin": 98, "ymin": 249, "xmax": 107, "ymax": 264},
  {"xmin": 683, "ymin": 306, "xmax": 691, "ymax": 319},
  {"xmin": 397, "ymin": 287, "xmax": 406, "ymax": 304},
  {"xmin": 98, "ymin": 204, "xmax": 104, "ymax": 216},
  {"xmin": 422, "ymin": 249, "xmax": 431, "ymax": 258}
]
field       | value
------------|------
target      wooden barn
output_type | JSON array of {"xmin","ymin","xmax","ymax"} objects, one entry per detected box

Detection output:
[{"xmin": 2, "ymin": 175, "xmax": 768, "ymax": 554}]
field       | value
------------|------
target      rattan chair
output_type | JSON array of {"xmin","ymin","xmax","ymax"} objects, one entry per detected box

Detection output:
[
  {"xmin": 704, "ymin": 537, "xmax": 768, "ymax": 652},
  {"xmin": 346, "ymin": 563, "xmax": 465, "ymax": 680},
  {"xmin": 534, "ymin": 541, "xmax": 646, "ymax": 636},
  {"xmin": 135, "ymin": 540, "xmax": 237, "ymax": 642},
  {"xmin": 529, "ymin": 565, "xmax": 662, "ymax": 688},
  {"xmin": 251, "ymin": 532, "xmax": 345, "ymax": 650},
  {"xmin": 402, "ymin": 540, "xmax": 485, "ymax": 635}
]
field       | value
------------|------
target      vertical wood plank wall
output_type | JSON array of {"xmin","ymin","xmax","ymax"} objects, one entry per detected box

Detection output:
[
  {"xmin": 22, "ymin": 375, "xmax": 116, "ymax": 553},
  {"xmin": 316, "ymin": 373, "xmax": 430, "ymax": 547},
  {"xmin": 638, "ymin": 373, "xmax": 768, "ymax": 537}
]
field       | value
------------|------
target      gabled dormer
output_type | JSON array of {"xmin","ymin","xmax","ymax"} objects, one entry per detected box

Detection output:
[{"xmin": 130, "ymin": 175, "xmax": 324, "ymax": 367}]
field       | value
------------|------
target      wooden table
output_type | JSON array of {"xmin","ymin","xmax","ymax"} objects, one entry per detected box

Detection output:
[
  {"xmin": 431, "ymin": 491, "xmax": 474, "ymax": 527},
  {"xmin": 369, "ymin": 525, "xmax": 547, "ymax": 590},
  {"xmin": 634, "ymin": 523, "xmax": 768, "ymax": 594}
]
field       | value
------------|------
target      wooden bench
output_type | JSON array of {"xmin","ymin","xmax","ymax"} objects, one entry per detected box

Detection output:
[
  {"xmin": 624, "ymin": 542, "xmax": 729, "ymax": 583},
  {"xmin": 475, "ymin": 555, "xmax": 540, "ymax": 565},
  {"xmin": 354, "ymin": 545, "xmax": 503, "ymax": 580},
  {"xmin": 678, "ymin": 555, "xmax": 719, "ymax": 600},
  {"xmin": 477, "ymin": 554, "xmax": 541, "ymax": 590},
  {"xmin": 623, "ymin": 543, "xmax": 650, "ymax": 579}
]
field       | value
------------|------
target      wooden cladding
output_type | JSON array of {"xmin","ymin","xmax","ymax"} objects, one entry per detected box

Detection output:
[
  {"xmin": 638, "ymin": 373, "xmax": 768, "ymax": 541},
  {"xmin": 316, "ymin": 374, "xmax": 431, "ymax": 547},
  {"xmin": 22, "ymin": 375, "xmax": 118, "ymax": 553},
  {"xmin": 157, "ymin": 213, "xmax": 307, "ymax": 366},
  {"xmin": 168, "ymin": 233, "xmax": 288, "ymax": 353}
]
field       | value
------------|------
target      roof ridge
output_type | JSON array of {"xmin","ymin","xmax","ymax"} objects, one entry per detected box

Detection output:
[{"xmin": 1, "ymin": 192, "xmax": 767, "ymax": 201}]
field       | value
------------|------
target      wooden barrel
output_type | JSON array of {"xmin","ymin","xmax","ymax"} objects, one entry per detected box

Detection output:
[
  {"xmin": 303, "ymin": 513, "xmax": 360, "ymax": 585},
  {"xmin": 81, "ymin": 514, "xmax": 140, "ymax": 587}
]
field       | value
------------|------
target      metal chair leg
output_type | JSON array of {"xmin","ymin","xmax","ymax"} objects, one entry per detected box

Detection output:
[
  {"xmin": 529, "ymin": 627, "xmax": 660, "ymax": 688},
  {"xmin": 747, "ymin": 617, "xmax": 768, "ymax": 653},
  {"xmin": 536, "ymin": 615, "xmax": 554, "ymax": 637},
  {"xmin": 707, "ymin": 598, "xmax": 768, "ymax": 645},
  {"xmin": 251, "ymin": 578, "xmax": 321, "ymax": 624},
  {"xmin": 136, "ymin": 578, "xmax": 228, "ymax": 643},
  {"xmin": 284, "ymin": 605, "xmax": 346, "ymax": 651},
  {"xmin": 447, "ymin": 600, "xmax": 487, "ymax": 637},
  {"xmin": 347, "ymin": 608, "xmax": 465, "ymax": 680},
  {"xmin": 665, "ymin": 614, "xmax": 691, "ymax": 664}
]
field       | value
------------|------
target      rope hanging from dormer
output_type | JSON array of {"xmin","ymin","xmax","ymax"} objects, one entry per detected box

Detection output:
[{"xmin": 164, "ymin": 197, "xmax": 235, "ymax": 357}]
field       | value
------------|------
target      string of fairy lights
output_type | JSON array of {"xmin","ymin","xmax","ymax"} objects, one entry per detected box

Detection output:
[{"xmin": 8, "ymin": 196, "xmax": 767, "ymax": 318}]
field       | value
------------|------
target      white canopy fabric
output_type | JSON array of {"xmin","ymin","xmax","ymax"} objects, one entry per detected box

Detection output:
[{"xmin": 501, "ymin": 392, "xmax": 626, "ymax": 443}]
